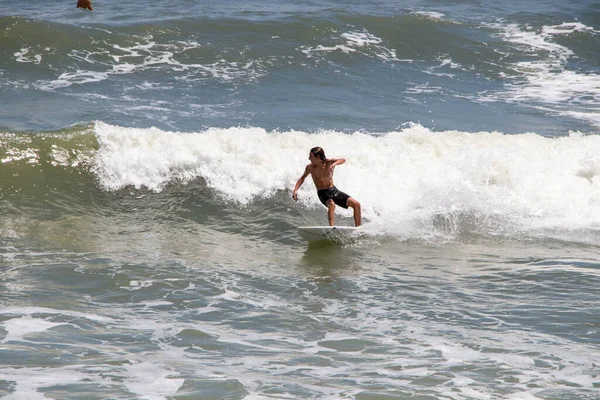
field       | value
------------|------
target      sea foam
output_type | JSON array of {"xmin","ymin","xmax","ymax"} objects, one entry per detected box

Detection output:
[
  {"xmin": 484, "ymin": 21, "xmax": 600, "ymax": 127},
  {"xmin": 93, "ymin": 121, "xmax": 600, "ymax": 238}
]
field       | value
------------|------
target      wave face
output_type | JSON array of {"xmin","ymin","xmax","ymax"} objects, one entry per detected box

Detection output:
[{"xmin": 2, "ymin": 122, "xmax": 599, "ymax": 244}]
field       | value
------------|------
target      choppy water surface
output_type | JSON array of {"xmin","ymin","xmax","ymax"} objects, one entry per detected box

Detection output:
[{"xmin": 1, "ymin": 0, "xmax": 600, "ymax": 398}]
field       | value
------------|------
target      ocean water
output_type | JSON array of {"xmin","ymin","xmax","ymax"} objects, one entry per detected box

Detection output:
[{"xmin": 1, "ymin": 0, "xmax": 600, "ymax": 399}]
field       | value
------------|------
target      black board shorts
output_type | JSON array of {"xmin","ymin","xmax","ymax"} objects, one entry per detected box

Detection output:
[{"xmin": 317, "ymin": 186, "xmax": 350, "ymax": 209}]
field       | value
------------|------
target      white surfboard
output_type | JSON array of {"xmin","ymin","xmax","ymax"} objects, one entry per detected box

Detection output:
[{"xmin": 297, "ymin": 226, "xmax": 362, "ymax": 242}]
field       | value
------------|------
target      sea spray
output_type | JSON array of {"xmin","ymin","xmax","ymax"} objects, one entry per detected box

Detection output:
[{"xmin": 93, "ymin": 122, "xmax": 600, "ymax": 238}]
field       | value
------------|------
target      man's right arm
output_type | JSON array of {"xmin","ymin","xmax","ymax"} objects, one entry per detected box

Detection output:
[{"xmin": 292, "ymin": 165, "xmax": 310, "ymax": 201}]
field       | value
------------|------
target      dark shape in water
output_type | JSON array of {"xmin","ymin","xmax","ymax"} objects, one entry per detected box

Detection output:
[{"xmin": 77, "ymin": 0, "xmax": 93, "ymax": 11}]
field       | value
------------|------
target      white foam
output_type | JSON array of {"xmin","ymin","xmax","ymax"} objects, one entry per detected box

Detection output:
[
  {"xmin": 301, "ymin": 30, "xmax": 401, "ymax": 62},
  {"xmin": 42, "ymin": 70, "xmax": 109, "ymax": 90},
  {"xmin": 412, "ymin": 11, "xmax": 446, "ymax": 20},
  {"xmin": 341, "ymin": 31, "xmax": 382, "ymax": 47},
  {"xmin": 0, "ymin": 368, "xmax": 88, "ymax": 400},
  {"xmin": 406, "ymin": 83, "xmax": 443, "ymax": 94},
  {"xmin": 123, "ymin": 280, "xmax": 155, "ymax": 290},
  {"xmin": 542, "ymin": 22, "xmax": 597, "ymax": 36},
  {"xmin": 123, "ymin": 361, "xmax": 184, "ymax": 400},
  {"xmin": 304, "ymin": 44, "xmax": 357, "ymax": 55},
  {"xmin": 483, "ymin": 22, "xmax": 600, "ymax": 127},
  {"xmin": 561, "ymin": 109, "xmax": 600, "ymax": 127},
  {"xmin": 0, "ymin": 306, "xmax": 113, "ymax": 322},
  {"xmin": 1, "ymin": 316, "xmax": 63, "ymax": 343},
  {"xmin": 39, "ymin": 39, "xmax": 263, "ymax": 90},
  {"xmin": 14, "ymin": 47, "xmax": 42, "ymax": 64},
  {"xmin": 92, "ymin": 122, "xmax": 600, "ymax": 239},
  {"xmin": 1, "ymin": 148, "xmax": 39, "ymax": 164}
]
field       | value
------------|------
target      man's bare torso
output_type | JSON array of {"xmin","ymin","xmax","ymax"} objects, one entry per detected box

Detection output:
[{"xmin": 308, "ymin": 160, "xmax": 335, "ymax": 190}]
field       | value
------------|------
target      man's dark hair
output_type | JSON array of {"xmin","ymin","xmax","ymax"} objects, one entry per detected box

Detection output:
[{"xmin": 310, "ymin": 147, "xmax": 326, "ymax": 162}]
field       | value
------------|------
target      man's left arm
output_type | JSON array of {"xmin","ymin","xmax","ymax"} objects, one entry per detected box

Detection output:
[{"xmin": 328, "ymin": 158, "xmax": 346, "ymax": 173}]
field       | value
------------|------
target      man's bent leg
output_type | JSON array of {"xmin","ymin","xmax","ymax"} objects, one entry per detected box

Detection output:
[
  {"xmin": 346, "ymin": 197, "xmax": 361, "ymax": 227},
  {"xmin": 327, "ymin": 200, "xmax": 336, "ymax": 226}
]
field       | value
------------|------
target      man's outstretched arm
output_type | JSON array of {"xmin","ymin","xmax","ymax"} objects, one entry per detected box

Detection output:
[{"xmin": 292, "ymin": 166, "xmax": 310, "ymax": 201}]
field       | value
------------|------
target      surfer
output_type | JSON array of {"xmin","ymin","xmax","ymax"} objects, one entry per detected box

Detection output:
[{"xmin": 292, "ymin": 147, "xmax": 361, "ymax": 227}]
